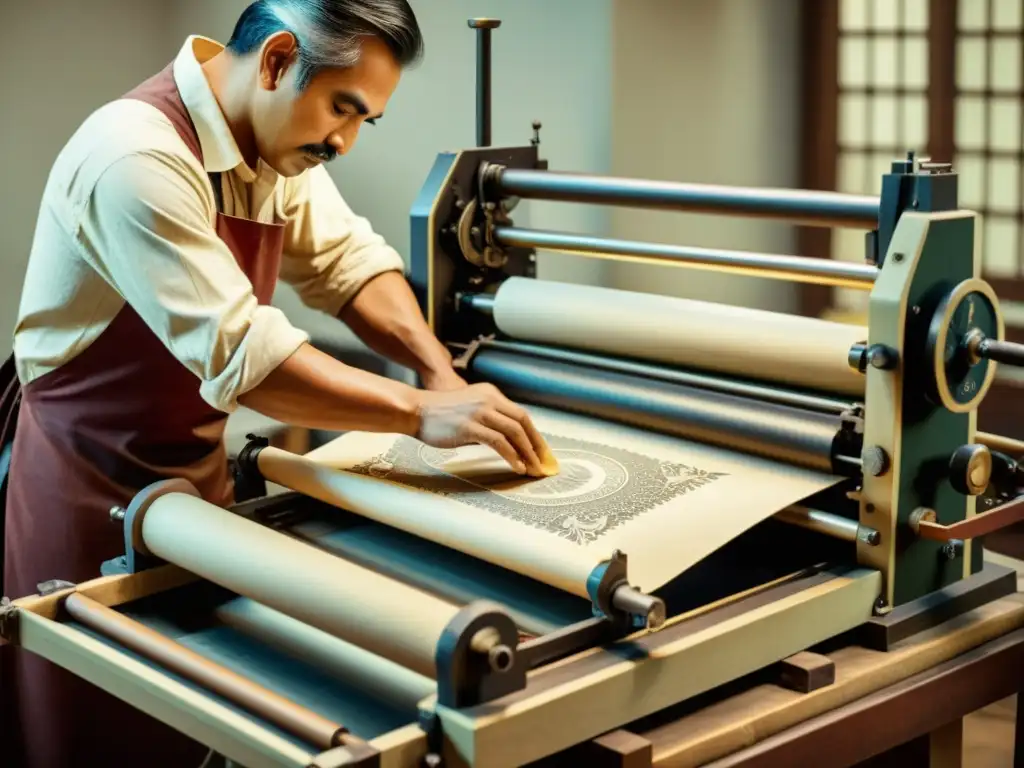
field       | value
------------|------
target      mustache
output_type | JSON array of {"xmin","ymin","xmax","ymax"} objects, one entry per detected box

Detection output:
[{"xmin": 301, "ymin": 144, "xmax": 338, "ymax": 162}]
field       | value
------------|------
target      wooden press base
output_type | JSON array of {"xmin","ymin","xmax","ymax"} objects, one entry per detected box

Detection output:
[{"xmin": 532, "ymin": 592, "xmax": 1024, "ymax": 768}]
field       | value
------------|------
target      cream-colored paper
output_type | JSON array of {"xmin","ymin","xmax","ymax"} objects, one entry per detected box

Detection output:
[
  {"xmin": 140, "ymin": 493, "xmax": 460, "ymax": 678},
  {"xmin": 491, "ymin": 277, "xmax": 867, "ymax": 396},
  {"xmin": 257, "ymin": 407, "xmax": 843, "ymax": 599}
]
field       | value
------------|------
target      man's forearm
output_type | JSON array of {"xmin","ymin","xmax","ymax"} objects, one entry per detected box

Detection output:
[
  {"xmin": 238, "ymin": 343, "xmax": 421, "ymax": 434},
  {"xmin": 338, "ymin": 271, "xmax": 454, "ymax": 378}
]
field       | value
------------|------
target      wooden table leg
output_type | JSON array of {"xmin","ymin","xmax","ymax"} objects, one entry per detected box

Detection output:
[{"xmin": 928, "ymin": 718, "xmax": 963, "ymax": 768}]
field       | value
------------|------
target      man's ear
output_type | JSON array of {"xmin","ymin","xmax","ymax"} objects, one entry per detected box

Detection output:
[{"xmin": 259, "ymin": 31, "xmax": 299, "ymax": 90}]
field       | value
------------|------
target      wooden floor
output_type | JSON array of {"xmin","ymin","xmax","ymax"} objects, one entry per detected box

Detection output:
[{"xmin": 962, "ymin": 551, "xmax": 1022, "ymax": 767}]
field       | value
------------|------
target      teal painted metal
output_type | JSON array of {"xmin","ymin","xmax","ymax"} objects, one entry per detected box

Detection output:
[{"xmin": 892, "ymin": 217, "xmax": 978, "ymax": 605}]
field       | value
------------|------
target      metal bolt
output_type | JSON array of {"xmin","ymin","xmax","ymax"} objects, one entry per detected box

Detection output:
[
  {"xmin": 941, "ymin": 539, "xmax": 964, "ymax": 560},
  {"xmin": 109, "ymin": 506, "xmax": 126, "ymax": 523},
  {"xmin": 912, "ymin": 305, "xmax": 921, "ymax": 315},
  {"xmin": 893, "ymin": 252, "xmax": 905, "ymax": 262},
  {"xmin": 909, "ymin": 507, "xmax": 937, "ymax": 535},
  {"xmin": 862, "ymin": 446, "xmax": 891, "ymax": 477},
  {"xmin": 857, "ymin": 526, "xmax": 881, "ymax": 546},
  {"xmin": 873, "ymin": 597, "xmax": 890, "ymax": 616}
]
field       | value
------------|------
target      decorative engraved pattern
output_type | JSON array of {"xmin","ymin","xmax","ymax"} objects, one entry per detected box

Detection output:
[{"xmin": 349, "ymin": 434, "xmax": 728, "ymax": 545}]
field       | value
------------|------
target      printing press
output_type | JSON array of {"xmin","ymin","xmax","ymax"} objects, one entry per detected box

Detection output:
[{"xmin": 7, "ymin": 18, "xmax": 1024, "ymax": 768}]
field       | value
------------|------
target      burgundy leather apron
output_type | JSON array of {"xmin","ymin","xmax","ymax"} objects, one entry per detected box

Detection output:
[{"xmin": 1, "ymin": 63, "xmax": 285, "ymax": 767}]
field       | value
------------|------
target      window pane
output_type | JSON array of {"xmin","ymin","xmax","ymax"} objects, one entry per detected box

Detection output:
[
  {"xmin": 871, "ymin": 153, "xmax": 896, "ymax": 189},
  {"xmin": 959, "ymin": 0, "xmax": 988, "ymax": 30},
  {"xmin": 903, "ymin": 37, "xmax": 928, "ymax": 88},
  {"xmin": 839, "ymin": 94, "xmax": 869, "ymax": 145},
  {"xmin": 956, "ymin": 154, "xmax": 986, "ymax": 209},
  {"xmin": 840, "ymin": 0, "xmax": 868, "ymax": 30},
  {"xmin": 993, "ymin": 0, "xmax": 1023, "ymax": 29},
  {"xmin": 991, "ymin": 38, "xmax": 1021, "ymax": 91},
  {"xmin": 872, "ymin": 95, "xmax": 898, "ymax": 144},
  {"xmin": 840, "ymin": 37, "xmax": 868, "ymax": 87},
  {"xmin": 832, "ymin": 227, "xmax": 869, "ymax": 264},
  {"xmin": 904, "ymin": 0, "xmax": 929, "ymax": 30},
  {"xmin": 956, "ymin": 96, "xmax": 986, "ymax": 150},
  {"xmin": 873, "ymin": 36, "xmax": 897, "ymax": 87},
  {"xmin": 991, "ymin": 98, "xmax": 1021, "ymax": 152},
  {"xmin": 957, "ymin": 37, "xmax": 988, "ymax": 90},
  {"xmin": 903, "ymin": 94, "xmax": 928, "ymax": 151},
  {"xmin": 984, "ymin": 218, "xmax": 1018, "ymax": 277},
  {"xmin": 872, "ymin": 0, "xmax": 898, "ymax": 29},
  {"xmin": 988, "ymin": 159, "xmax": 1020, "ymax": 213},
  {"xmin": 838, "ymin": 152, "xmax": 869, "ymax": 194}
]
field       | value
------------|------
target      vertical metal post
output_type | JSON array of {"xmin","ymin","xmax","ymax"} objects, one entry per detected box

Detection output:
[{"xmin": 468, "ymin": 18, "xmax": 501, "ymax": 147}]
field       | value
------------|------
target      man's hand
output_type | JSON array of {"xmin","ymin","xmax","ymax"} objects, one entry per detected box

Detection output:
[
  {"xmin": 412, "ymin": 382, "xmax": 554, "ymax": 477},
  {"xmin": 420, "ymin": 366, "xmax": 468, "ymax": 391}
]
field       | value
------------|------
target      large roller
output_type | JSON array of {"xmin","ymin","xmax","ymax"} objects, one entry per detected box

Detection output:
[
  {"xmin": 486, "ymin": 277, "xmax": 867, "ymax": 397},
  {"xmin": 466, "ymin": 348, "xmax": 845, "ymax": 472},
  {"xmin": 214, "ymin": 598, "xmax": 435, "ymax": 713},
  {"xmin": 136, "ymin": 490, "xmax": 464, "ymax": 678}
]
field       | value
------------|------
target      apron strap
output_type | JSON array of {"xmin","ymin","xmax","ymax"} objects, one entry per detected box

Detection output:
[
  {"xmin": 0, "ymin": 354, "xmax": 20, "ymax": 453},
  {"xmin": 0, "ymin": 354, "xmax": 17, "ymax": 597}
]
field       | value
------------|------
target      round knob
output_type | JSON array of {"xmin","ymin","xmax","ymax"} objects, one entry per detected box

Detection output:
[
  {"xmin": 949, "ymin": 443, "xmax": 992, "ymax": 496},
  {"xmin": 862, "ymin": 445, "xmax": 891, "ymax": 477}
]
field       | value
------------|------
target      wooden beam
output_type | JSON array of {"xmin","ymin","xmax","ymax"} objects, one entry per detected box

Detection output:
[
  {"xmin": 777, "ymin": 651, "xmax": 835, "ymax": 694},
  {"xmin": 796, "ymin": 0, "xmax": 840, "ymax": 320}
]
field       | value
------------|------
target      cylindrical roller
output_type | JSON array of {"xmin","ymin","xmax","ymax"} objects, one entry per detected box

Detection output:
[
  {"xmin": 775, "ymin": 505, "xmax": 879, "ymax": 546},
  {"xmin": 470, "ymin": 338, "xmax": 856, "ymax": 416},
  {"xmin": 493, "ymin": 227, "xmax": 879, "ymax": 289},
  {"xmin": 64, "ymin": 594, "xmax": 347, "ymax": 750},
  {"xmin": 467, "ymin": 349, "xmax": 842, "ymax": 472},
  {"xmin": 214, "ymin": 598, "xmax": 435, "ymax": 712},
  {"xmin": 139, "ymin": 493, "xmax": 462, "ymax": 678},
  {"xmin": 494, "ymin": 168, "xmax": 880, "ymax": 229},
  {"xmin": 977, "ymin": 432, "xmax": 1024, "ymax": 458},
  {"xmin": 490, "ymin": 278, "xmax": 867, "ymax": 397}
]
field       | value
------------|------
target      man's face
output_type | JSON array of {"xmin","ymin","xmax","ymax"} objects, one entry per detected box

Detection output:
[{"xmin": 252, "ymin": 34, "xmax": 402, "ymax": 177}]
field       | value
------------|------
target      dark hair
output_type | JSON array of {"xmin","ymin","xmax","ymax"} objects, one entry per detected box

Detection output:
[{"xmin": 226, "ymin": 0, "xmax": 423, "ymax": 88}]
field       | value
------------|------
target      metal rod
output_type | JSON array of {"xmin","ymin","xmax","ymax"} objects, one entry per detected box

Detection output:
[
  {"xmin": 463, "ymin": 337, "xmax": 856, "ymax": 416},
  {"xmin": 493, "ymin": 227, "xmax": 879, "ymax": 289},
  {"xmin": 611, "ymin": 585, "xmax": 666, "ymax": 630},
  {"xmin": 468, "ymin": 19, "xmax": 501, "ymax": 147},
  {"xmin": 494, "ymin": 168, "xmax": 881, "ymax": 229},
  {"xmin": 977, "ymin": 432, "xmax": 1024, "ymax": 458},
  {"xmin": 63, "ymin": 593, "xmax": 349, "ymax": 750},
  {"xmin": 775, "ymin": 505, "xmax": 880, "ymax": 546},
  {"xmin": 461, "ymin": 292, "xmax": 496, "ymax": 315}
]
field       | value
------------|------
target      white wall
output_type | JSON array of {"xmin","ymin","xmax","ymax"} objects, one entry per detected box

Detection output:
[
  {"xmin": 606, "ymin": 0, "xmax": 803, "ymax": 314},
  {"xmin": 0, "ymin": 1, "xmax": 803, "ymax": 360},
  {"xmin": 0, "ymin": 1, "xmax": 172, "ymax": 356},
  {"xmin": 167, "ymin": 0, "xmax": 614, "ymax": 344}
]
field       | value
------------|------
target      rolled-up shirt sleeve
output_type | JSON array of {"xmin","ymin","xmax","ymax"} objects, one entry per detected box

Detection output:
[
  {"xmin": 76, "ymin": 151, "xmax": 309, "ymax": 412},
  {"xmin": 277, "ymin": 165, "xmax": 405, "ymax": 317}
]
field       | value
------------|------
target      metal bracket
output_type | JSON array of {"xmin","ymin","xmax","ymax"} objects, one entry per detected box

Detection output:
[
  {"xmin": 234, "ymin": 434, "xmax": 270, "ymax": 503},
  {"xmin": 586, "ymin": 550, "xmax": 666, "ymax": 631},
  {"xmin": 435, "ymin": 600, "xmax": 525, "ymax": 709},
  {"xmin": 450, "ymin": 334, "xmax": 493, "ymax": 373}
]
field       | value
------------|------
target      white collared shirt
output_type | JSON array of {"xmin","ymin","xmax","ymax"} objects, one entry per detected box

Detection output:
[{"xmin": 13, "ymin": 36, "xmax": 404, "ymax": 413}]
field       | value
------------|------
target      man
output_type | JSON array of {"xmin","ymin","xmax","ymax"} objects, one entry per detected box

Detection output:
[{"xmin": 0, "ymin": 1, "xmax": 551, "ymax": 765}]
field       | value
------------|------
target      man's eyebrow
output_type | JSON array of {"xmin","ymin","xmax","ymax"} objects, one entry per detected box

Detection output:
[{"xmin": 334, "ymin": 91, "xmax": 383, "ymax": 119}]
